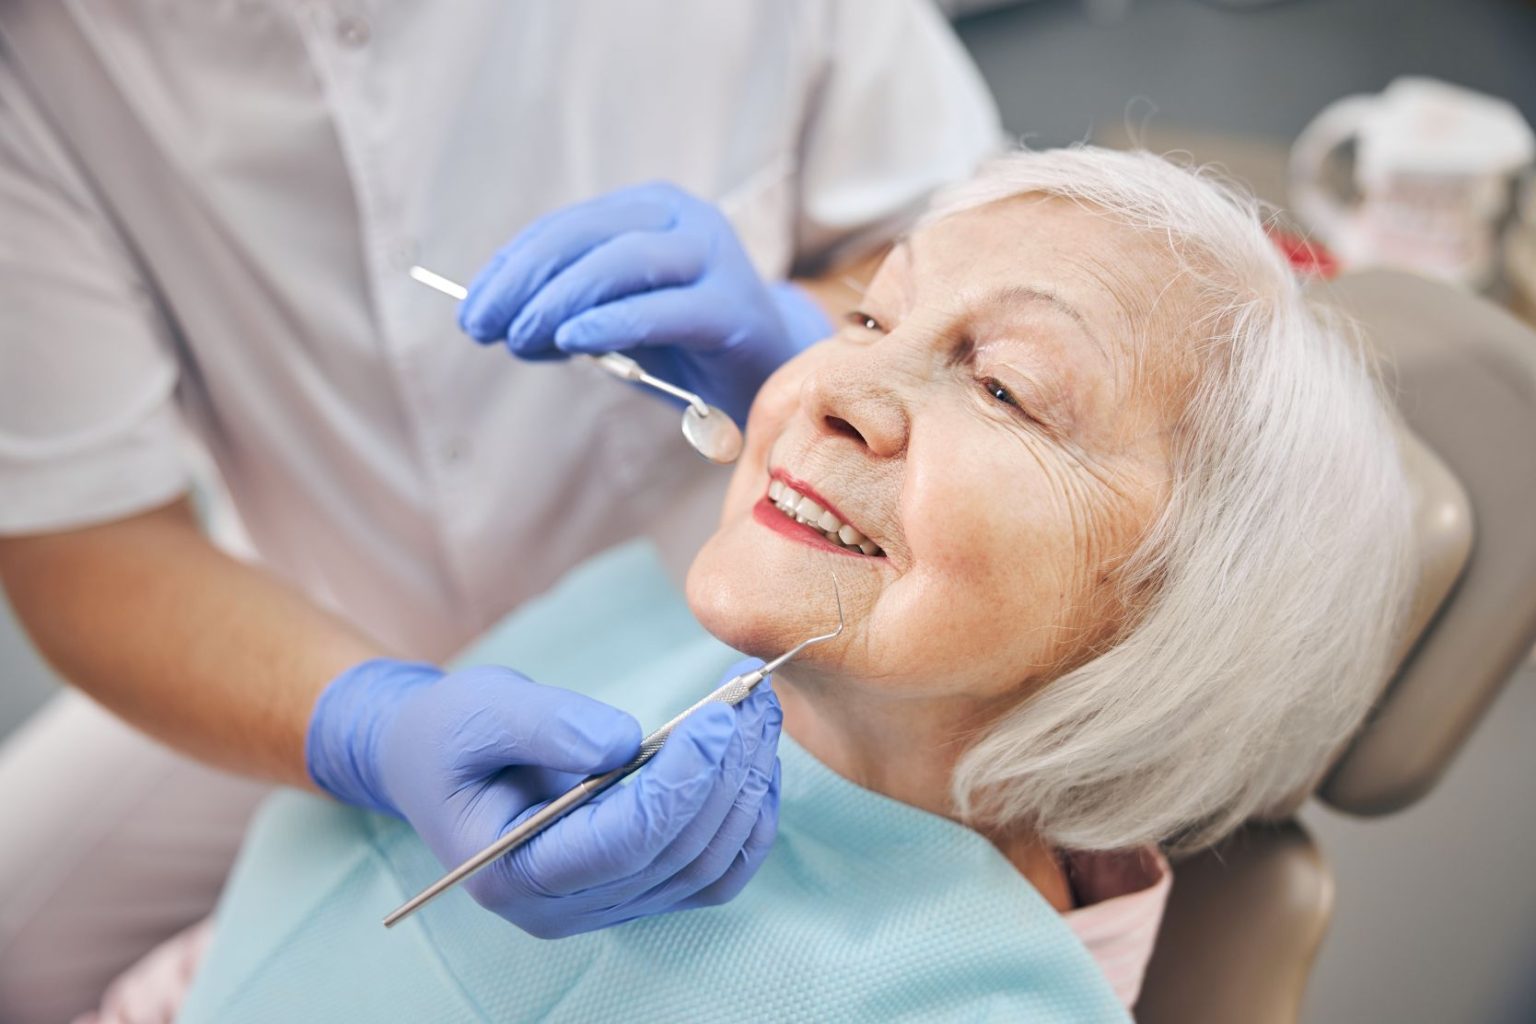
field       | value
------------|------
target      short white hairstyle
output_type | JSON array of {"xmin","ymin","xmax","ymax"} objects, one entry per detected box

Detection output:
[{"xmin": 935, "ymin": 148, "xmax": 1417, "ymax": 853}]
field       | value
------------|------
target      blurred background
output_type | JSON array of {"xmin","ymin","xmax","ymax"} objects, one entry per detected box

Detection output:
[{"xmin": 3, "ymin": 1, "xmax": 1534, "ymax": 1020}]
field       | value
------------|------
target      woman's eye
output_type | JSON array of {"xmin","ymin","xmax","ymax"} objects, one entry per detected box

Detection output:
[
  {"xmin": 846, "ymin": 310, "xmax": 883, "ymax": 332},
  {"xmin": 983, "ymin": 377, "xmax": 1020, "ymax": 409}
]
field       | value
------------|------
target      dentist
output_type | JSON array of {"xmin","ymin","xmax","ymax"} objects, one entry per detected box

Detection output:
[{"xmin": 0, "ymin": 2, "xmax": 1000, "ymax": 1020}]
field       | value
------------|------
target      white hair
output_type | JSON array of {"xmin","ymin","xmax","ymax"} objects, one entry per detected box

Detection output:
[{"xmin": 934, "ymin": 148, "xmax": 1417, "ymax": 854}]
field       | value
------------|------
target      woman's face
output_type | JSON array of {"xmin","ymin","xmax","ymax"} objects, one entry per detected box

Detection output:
[{"xmin": 687, "ymin": 196, "xmax": 1194, "ymax": 707}]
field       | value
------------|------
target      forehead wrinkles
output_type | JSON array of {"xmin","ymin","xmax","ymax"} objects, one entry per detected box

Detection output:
[{"xmin": 1060, "ymin": 234, "xmax": 1197, "ymax": 419}]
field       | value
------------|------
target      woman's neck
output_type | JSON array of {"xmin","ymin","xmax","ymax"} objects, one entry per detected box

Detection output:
[{"xmin": 775, "ymin": 675, "xmax": 1075, "ymax": 913}]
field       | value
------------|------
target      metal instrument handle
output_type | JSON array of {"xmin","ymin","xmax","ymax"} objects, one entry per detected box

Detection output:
[{"xmin": 382, "ymin": 667, "xmax": 765, "ymax": 928}]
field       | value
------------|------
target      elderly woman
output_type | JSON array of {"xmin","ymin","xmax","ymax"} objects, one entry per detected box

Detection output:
[{"xmin": 161, "ymin": 147, "xmax": 1413, "ymax": 1022}]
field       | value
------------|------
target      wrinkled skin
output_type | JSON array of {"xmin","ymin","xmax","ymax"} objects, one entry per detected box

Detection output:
[{"xmin": 686, "ymin": 196, "xmax": 1197, "ymax": 846}]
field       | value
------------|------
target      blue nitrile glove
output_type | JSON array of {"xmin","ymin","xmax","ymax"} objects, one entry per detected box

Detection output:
[
  {"xmin": 307, "ymin": 657, "xmax": 782, "ymax": 938},
  {"xmin": 457, "ymin": 182, "xmax": 832, "ymax": 426}
]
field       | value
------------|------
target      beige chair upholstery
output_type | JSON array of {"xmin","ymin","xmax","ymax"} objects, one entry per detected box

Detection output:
[
  {"xmin": 1322, "ymin": 273, "xmax": 1536, "ymax": 814},
  {"xmin": 1137, "ymin": 822, "xmax": 1333, "ymax": 1024},
  {"xmin": 1137, "ymin": 270, "xmax": 1536, "ymax": 1024}
]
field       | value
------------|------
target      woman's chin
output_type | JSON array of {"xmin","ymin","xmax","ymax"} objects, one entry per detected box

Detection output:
[{"xmin": 686, "ymin": 523, "xmax": 814, "ymax": 660}]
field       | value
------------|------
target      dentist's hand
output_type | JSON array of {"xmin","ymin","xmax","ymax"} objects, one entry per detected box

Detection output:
[
  {"xmin": 457, "ymin": 182, "xmax": 831, "ymax": 426},
  {"xmin": 307, "ymin": 658, "xmax": 782, "ymax": 938}
]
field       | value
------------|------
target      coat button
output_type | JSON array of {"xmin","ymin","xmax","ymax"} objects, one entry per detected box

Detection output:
[{"xmin": 334, "ymin": 13, "xmax": 370, "ymax": 48}]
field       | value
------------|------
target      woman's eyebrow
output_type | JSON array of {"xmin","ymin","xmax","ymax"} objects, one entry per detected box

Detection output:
[
  {"xmin": 983, "ymin": 284, "xmax": 1108, "ymax": 361},
  {"xmin": 899, "ymin": 235, "xmax": 1109, "ymax": 359}
]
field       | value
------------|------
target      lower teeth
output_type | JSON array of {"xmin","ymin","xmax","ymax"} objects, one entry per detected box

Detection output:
[{"xmin": 773, "ymin": 505, "xmax": 877, "ymax": 554}]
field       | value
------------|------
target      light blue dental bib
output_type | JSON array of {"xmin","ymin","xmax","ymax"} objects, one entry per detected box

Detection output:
[{"xmin": 180, "ymin": 542, "xmax": 1130, "ymax": 1023}]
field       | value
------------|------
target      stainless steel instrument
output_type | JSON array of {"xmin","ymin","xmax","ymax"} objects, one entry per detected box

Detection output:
[
  {"xmin": 382, "ymin": 574, "xmax": 845, "ymax": 928},
  {"xmin": 408, "ymin": 265, "xmax": 743, "ymax": 463}
]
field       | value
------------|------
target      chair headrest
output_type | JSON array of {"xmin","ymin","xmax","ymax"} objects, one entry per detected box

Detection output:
[{"xmin": 1313, "ymin": 270, "xmax": 1536, "ymax": 815}]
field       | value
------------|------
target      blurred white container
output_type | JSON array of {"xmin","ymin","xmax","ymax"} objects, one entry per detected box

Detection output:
[
  {"xmin": 1509, "ymin": 172, "xmax": 1536, "ymax": 326},
  {"xmin": 1292, "ymin": 77, "xmax": 1535, "ymax": 289}
]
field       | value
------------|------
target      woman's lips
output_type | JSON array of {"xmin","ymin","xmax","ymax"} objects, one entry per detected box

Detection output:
[
  {"xmin": 765, "ymin": 468, "xmax": 884, "ymax": 555},
  {"xmin": 769, "ymin": 470, "xmax": 858, "ymax": 532},
  {"xmin": 752, "ymin": 498, "xmax": 871, "ymax": 558}
]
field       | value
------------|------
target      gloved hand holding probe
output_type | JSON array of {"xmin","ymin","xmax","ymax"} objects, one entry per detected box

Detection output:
[
  {"xmin": 457, "ymin": 181, "xmax": 832, "ymax": 426},
  {"xmin": 307, "ymin": 657, "xmax": 782, "ymax": 938}
]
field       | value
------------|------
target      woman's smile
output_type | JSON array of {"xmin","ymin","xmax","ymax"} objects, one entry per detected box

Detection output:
[{"xmin": 753, "ymin": 470, "xmax": 887, "ymax": 558}]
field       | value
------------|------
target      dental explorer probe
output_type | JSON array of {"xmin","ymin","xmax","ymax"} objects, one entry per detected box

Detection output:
[
  {"xmin": 408, "ymin": 265, "xmax": 744, "ymax": 464},
  {"xmin": 383, "ymin": 575, "xmax": 844, "ymax": 929}
]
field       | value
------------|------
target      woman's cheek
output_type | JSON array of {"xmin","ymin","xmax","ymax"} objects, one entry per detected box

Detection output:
[
  {"xmin": 726, "ymin": 355, "xmax": 820, "ymax": 513},
  {"xmin": 899, "ymin": 432, "xmax": 1005, "ymax": 568}
]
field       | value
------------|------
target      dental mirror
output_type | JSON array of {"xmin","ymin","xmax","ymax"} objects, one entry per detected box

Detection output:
[
  {"xmin": 682, "ymin": 402, "xmax": 744, "ymax": 464},
  {"xmin": 409, "ymin": 265, "xmax": 744, "ymax": 464}
]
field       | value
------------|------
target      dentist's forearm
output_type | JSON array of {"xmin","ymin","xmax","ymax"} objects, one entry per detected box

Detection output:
[{"xmin": 0, "ymin": 497, "xmax": 385, "ymax": 788}]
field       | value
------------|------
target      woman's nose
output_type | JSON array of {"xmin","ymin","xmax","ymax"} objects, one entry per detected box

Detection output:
[{"xmin": 798, "ymin": 351, "xmax": 909, "ymax": 458}]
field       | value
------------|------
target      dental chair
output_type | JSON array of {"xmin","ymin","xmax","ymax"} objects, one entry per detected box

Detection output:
[{"xmin": 1135, "ymin": 269, "xmax": 1536, "ymax": 1024}]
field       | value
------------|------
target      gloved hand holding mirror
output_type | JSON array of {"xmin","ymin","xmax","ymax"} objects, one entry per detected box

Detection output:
[{"xmin": 456, "ymin": 181, "xmax": 832, "ymax": 430}]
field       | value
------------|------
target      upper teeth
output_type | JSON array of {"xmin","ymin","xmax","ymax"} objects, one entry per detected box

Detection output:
[{"xmin": 767, "ymin": 479, "xmax": 883, "ymax": 556}]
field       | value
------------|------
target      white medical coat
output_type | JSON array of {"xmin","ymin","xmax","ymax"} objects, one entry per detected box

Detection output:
[{"xmin": 0, "ymin": 0, "xmax": 1001, "ymax": 657}]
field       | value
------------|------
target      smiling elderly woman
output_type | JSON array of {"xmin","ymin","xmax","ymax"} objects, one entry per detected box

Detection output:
[{"xmin": 173, "ymin": 148, "xmax": 1415, "ymax": 1023}]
